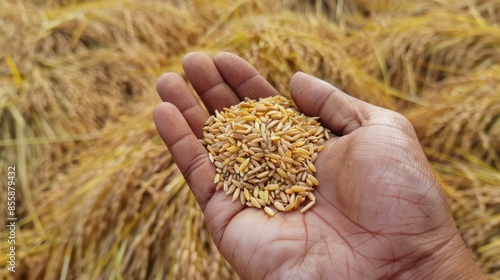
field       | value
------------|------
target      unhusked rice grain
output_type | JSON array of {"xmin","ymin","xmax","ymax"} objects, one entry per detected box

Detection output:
[{"xmin": 200, "ymin": 95, "xmax": 330, "ymax": 216}]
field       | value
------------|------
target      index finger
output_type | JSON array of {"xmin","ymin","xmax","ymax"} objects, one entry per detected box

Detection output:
[
  {"xmin": 290, "ymin": 72, "xmax": 378, "ymax": 136},
  {"xmin": 153, "ymin": 102, "xmax": 214, "ymax": 210},
  {"xmin": 156, "ymin": 72, "xmax": 209, "ymax": 138}
]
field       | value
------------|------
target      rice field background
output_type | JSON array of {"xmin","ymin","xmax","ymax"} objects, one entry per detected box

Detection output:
[{"xmin": 0, "ymin": 0, "xmax": 499, "ymax": 279}]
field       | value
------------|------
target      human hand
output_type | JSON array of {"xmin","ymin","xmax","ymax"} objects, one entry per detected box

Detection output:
[{"xmin": 154, "ymin": 52, "xmax": 484, "ymax": 279}]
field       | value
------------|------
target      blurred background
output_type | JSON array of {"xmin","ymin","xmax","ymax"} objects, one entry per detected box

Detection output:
[{"xmin": 0, "ymin": 0, "xmax": 499, "ymax": 279}]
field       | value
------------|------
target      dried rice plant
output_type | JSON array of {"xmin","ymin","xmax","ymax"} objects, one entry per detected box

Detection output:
[
  {"xmin": 192, "ymin": 0, "xmax": 361, "ymax": 28},
  {"xmin": 406, "ymin": 67, "xmax": 500, "ymax": 169},
  {"xmin": 346, "ymin": 5, "xmax": 500, "ymax": 101},
  {"xmin": 196, "ymin": 12, "xmax": 400, "ymax": 109},
  {"xmin": 0, "ymin": 98, "xmax": 238, "ymax": 279},
  {"xmin": 430, "ymin": 151, "xmax": 500, "ymax": 278},
  {"xmin": 352, "ymin": 0, "xmax": 500, "ymax": 24},
  {"xmin": 0, "ymin": 0, "xmax": 203, "ymax": 225},
  {"xmin": 406, "ymin": 66, "xmax": 500, "ymax": 276}
]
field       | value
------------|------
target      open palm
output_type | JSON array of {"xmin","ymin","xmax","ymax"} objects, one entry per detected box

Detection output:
[{"xmin": 154, "ymin": 52, "xmax": 482, "ymax": 279}]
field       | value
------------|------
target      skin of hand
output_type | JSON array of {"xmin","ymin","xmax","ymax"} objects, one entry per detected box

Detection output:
[{"xmin": 153, "ymin": 52, "xmax": 484, "ymax": 279}]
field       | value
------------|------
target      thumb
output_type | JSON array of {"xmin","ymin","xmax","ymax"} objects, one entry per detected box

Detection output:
[{"xmin": 290, "ymin": 72, "xmax": 379, "ymax": 136}]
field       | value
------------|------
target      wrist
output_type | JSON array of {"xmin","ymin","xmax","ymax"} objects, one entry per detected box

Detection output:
[{"xmin": 402, "ymin": 230, "xmax": 485, "ymax": 280}]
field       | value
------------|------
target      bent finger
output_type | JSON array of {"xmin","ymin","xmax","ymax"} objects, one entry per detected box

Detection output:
[
  {"xmin": 290, "ymin": 72, "xmax": 379, "ymax": 135},
  {"xmin": 156, "ymin": 72, "xmax": 209, "ymax": 138},
  {"xmin": 183, "ymin": 52, "xmax": 241, "ymax": 114},
  {"xmin": 214, "ymin": 52, "xmax": 279, "ymax": 101},
  {"xmin": 153, "ymin": 102, "xmax": 214, "ymax": 211}
]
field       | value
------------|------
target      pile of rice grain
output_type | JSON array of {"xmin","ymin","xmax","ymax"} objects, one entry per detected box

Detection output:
[{"xmin": 201, "ymin": 96, "xmax": 330, "ymax": 216}]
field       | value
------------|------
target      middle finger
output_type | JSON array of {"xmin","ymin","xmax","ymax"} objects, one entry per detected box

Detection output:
[{"xmin": 183, "ymin": 52, "xmax": 240, "ymax": 114}]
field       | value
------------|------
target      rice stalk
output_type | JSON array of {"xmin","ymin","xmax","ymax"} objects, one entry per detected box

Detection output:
[
  {"xmin": 346, "ymin": 7, "xmax": 500, "ymax": 102},
  {"xmin": 197, "ymin": 12, "xmax": 403, "ymax": 109},
  {"xmin": 0, "ymin": 0, "xmax": 204, "ymax": 224},
  {"xmin": 406, "ymin": 67, "xmax": 500, "ymax": 169},
  {"xmin": 352, "ymin": 0, "xmax": 500, "ymax": 25},
  {"xmin": 192, "ymin": 0, "xmax": 361, "ymax": 29},
  {"xmin": 430, "ymin": 150, "xmax": 500, "ymax": 278},
  {"xmin": 0, "ymin": 100, "xmax": 239, "ymax": 279}
]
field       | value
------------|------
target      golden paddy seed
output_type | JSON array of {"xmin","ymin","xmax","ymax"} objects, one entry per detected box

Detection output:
[{"xmin": 201, "ymin": 95, "xmax": 330, "ymax": 216}]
